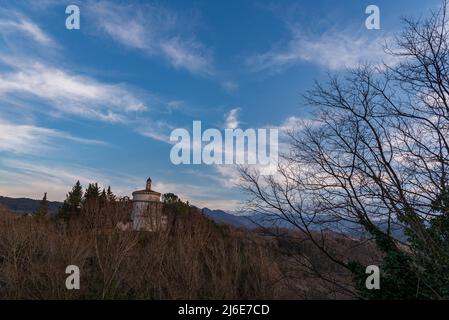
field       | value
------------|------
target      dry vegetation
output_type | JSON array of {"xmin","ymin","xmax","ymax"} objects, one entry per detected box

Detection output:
[{"xmin": 0, "ymin": 203, "xmax": 374, "ymax": 299}]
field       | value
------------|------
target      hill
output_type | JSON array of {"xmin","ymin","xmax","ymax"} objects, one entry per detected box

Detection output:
[
  {"xmin": 0, "ymin": 196, "xmax": 62, "ymax": 215},
  {"xmin": 0, "ymin": 196, "xmax": 405, "ymax": 240}
]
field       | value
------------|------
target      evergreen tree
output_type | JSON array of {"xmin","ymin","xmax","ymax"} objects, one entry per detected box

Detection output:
[
  {"xmin": 68, "ymin": 181, "xmax": 83, "ymax": 208},
  {"xmin": 84, "ymin": 183, "xmax": 100, "ymax": 202},
  {"xmin": 409, "ymin": 189, "xmax": 449, "ymax": 298},
  {"xmin": 34, "ymin": 192, "xmax": 49, "ymax": 218},
  {"xmin": 106, "ymin": 186, "xmax": 116, "ymax": 202},
  {"xmin": 100, "ymin": 188, "xmax": 107, "ymax": 205},
  {"xmin": 351, "ymin": 188, "xmax": 449, "ymax": 299},
  {"xmin": 59, "ymin": 181, "xmax": 83, "ymax": 219}
]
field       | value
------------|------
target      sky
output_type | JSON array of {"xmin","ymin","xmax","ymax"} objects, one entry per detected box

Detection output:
[{"xmin": 0, "ymin": 0, "xmax": 441, "ymax": 211}]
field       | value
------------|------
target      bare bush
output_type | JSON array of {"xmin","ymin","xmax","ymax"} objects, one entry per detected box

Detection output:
[{"xmin": 0, "ymin": 204, "xmax": 286, "ymax": 299}]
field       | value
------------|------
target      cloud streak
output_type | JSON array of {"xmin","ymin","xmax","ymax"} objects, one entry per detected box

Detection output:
[
  {"xmin": 247, "ymin": 26, "xmax": 398, "ymax": 73},
  {"xmin": 0, "ymin": 119, "xmax": 106, "ymax": 155},
  {"xmin": 88, "ymin": 1, "xmax": 213, "ymax": 76},
  {"xmin": 0, "ymin": 56, "xmax": 148, "ymax": 123},
  {"xmin": 0, "ymin": 158, "xmax": 141, "ymax": 201},
  {"xmin": 0, "ymin": 12, "xmax": 54, "ymax": 46},
  {"xmin": 0, "ymin": 157, "xmax": 240, "ymax": 210}
]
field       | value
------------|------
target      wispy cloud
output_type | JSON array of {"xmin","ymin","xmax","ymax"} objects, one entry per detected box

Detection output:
[
  {"xmin": 160, "ymin": 37, "xmax": 212, "ymax": 74},
  {"xmin": 0, "ymin": 157, "xmax": 239, "ymax": 210},
  {"xmin": 153, "ymin": 179, "xmax": 241, "ymax": 211},
  {"xmin": 137, "ymin": 120, "xmax": 175, "ymax": 143},
  {"xmin": 0, "ymin": 52, "xmax": 184, "ymax": 144},
  {"xmin": 0, "ymin": 11, "xmax": 54, "ymax": 46},
  {"xmin": 0, "ymin": 158, "xmax": 141, "ymax": 201},
  {"xmin": 0, "ymin": 56, "xmax": 148, "ymax": 123},
  {"xmin": 88, "ymin": 1, "xmax": 213, "ymax": 76},
  {"xmin": 0, "ymin": 119, "xmax": 106, "ymax": 155},
  {"xmin": 247, "ymin": 26, "xmax": 397, "ymax": 73}
]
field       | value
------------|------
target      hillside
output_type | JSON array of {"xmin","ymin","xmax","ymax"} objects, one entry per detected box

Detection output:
[
  {"xmin": 0, "ymin": 196, "xmax": 299, "ymax": 229},
  {"xmin": 0, "ymin": 198, "xmax": 370, "ymax": 299},
  {"xmin": 0, "ymin": 196, "xmax": 62, "ymax": 215},
  {"xmin": 0, "ymin": 196, "xmax": 405, "ymax": 240}
]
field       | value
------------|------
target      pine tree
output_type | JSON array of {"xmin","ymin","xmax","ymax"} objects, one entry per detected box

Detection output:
[
  {"xmin": 34, "ymin": 192, "xmax": 49, "ymax": 218},
  {"xmin": 59, "ymin": 181, "xmax": 83, "ymax": 219},
  {"xmin": 84, "ymin": 183, "xmax": 100, "ymax": 202},
  {"xmin": 100, "ymin": 188, "xmax": 107, "ymax": 205},
  {"xmin": 68, "ymin": 181, "xmax": 83, "ymax": 208},
  {"xmin": 106, "ymin": 186, "xmax": 116, "ymax": 202}
]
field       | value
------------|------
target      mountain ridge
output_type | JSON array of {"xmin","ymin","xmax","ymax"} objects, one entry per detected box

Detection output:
[{"xmin": 0, "ymin": 195, "xmax": 62, "ymax": 215}]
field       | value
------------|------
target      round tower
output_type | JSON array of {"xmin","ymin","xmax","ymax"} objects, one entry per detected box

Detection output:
[{"xmin": 131, "ymin": 177, "xmax": 164, "ymax": 231}]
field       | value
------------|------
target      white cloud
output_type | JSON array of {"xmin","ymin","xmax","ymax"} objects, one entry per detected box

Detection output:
[
  {"xmin": 0, "ymin": 14, "xmax": 53, "ymax": 46},
  {"xmin": 213, "ymin": 164, "xmax": 242, "ymax": 189},
  {"xmin": 211, "ymin": 115, "xmax": 313, "ymax": 189},
  {"xmin": 88, "ymin": 1, "xmax": 213, "ymax": 76},
  {"xmin": 0, "ymin": 158, "xmax": 141, "ymax": 201},
  {"xmin": 247, "ymin": 27, "xmax": 398, "ymax": 73},
  {"xmin": 225, "ymin": 108, "xmax": 241, "ymax": 129},
  {"xmin": 152, "ymin": 179, "xmax": 241, "ymax": 211},
  {"xmin": 0, "ymin": 57, "xmax": 148, "ymax": 123},
  {"xmin": 0, "ymin": 157, "xmax": 241, "ymax": 210},
  {"xmin": 278, "ymin": 115, "xmax": 317, "ymax": 133},
  {"xmin": 160, "ymin": 37, "xmax": 211, "ymax": 75},
  {"xmin": 0, "ymin": 119, "xmax": 106, "ymax": 155},
  {"xmin": 138, "ymin": 120, "xmax": 175, "ymax": 144},
  {"xmin": 100, "ymin": 18, "xmax": 149, "ymax": 51},
  {"xmin": 0, "ymin": 55, "xmax": 183, "ymax": 144}
]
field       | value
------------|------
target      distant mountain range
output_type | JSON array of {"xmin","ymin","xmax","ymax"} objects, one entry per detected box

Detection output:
[
  {"xmin": 201, "ymin": 208, "xmax": 407, "ymax": 241},
  {"xmin": 201, "ymin": 208, "xmax": 365, "ymax": 233},
  {"xmin": 200, "ymin": 208, "xmax": 301, "ymax": 229}
]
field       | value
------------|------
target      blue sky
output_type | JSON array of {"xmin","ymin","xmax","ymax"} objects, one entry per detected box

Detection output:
[{"xmin": 0, "ymin": 0, "xmax": 440, "ymax": 210}]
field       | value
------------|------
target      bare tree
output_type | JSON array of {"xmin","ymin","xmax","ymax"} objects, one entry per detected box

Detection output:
[{"xmin": 240, "ymin": 1, "xmax": 449, "ymax": 299}]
